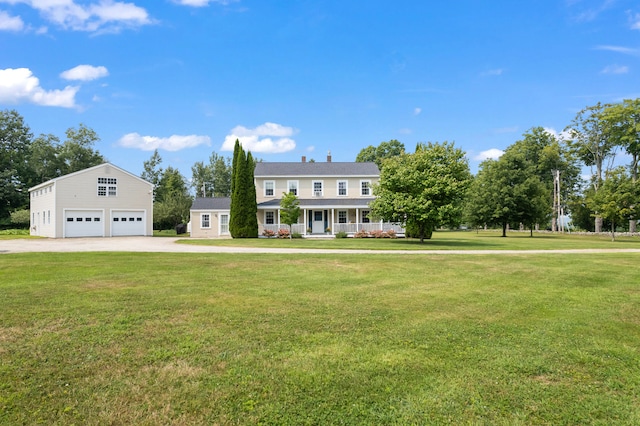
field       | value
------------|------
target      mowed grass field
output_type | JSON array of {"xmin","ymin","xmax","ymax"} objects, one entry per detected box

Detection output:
[
  {"xmin": 180, "ymin": 229, "xmax": 640, "ymax": 251},
  {"xmin": 1, "ymin": 248, "xmax": 640, "ymax": 424}
]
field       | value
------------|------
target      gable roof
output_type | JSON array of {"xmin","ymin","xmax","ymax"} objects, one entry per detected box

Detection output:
[
  {"xmin": 191, "ymin": 197, "xmax": 231, "ymax": 210},
  {"xmin": 254, "ymin": 162, "xmax": 379, "ymax": 177},
  {"xmin": 28, "ymin": 162, "xmax": 153, "ymax": 192}
]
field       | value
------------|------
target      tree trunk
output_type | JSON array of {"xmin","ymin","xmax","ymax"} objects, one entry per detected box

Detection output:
[
  {"xmin": 630, "ymin": 219, "xmax": 637, "ymax": 234},
  {"xmin": 502, "ymin": 222, "xmax": 507, "ymax": 237},
  {"xmin": 595, "ymin": 216, "xmax": 603, "ymax": 233},
  {"xmin": 611, "ymin": 220, "xmax": 615, "ymax": 242},
  {"xmin": 530, "ymin": 225, "xmax": 533, "ymax": 237}
]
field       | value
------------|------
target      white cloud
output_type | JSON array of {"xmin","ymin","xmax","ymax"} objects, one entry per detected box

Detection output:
[
  {"xmin": 0, "ymin": 10, "xmax": 24, "ymax": 31},
  {"xmin": 474, "ymin": 149, "xmax": 504, "ymax": 161},
  {"xmin": 0, "ymin": 67, "xmax": 78, "ymax": 108},
  {"xmin": 543, "ymin": 127, "xmax": 572, "ymax": 141},
  {"xmin": 221, "ymin": 122, "xmax": 297, "ymax": 153},
  {"xmin": 413, "ymin": 107, "xmax": 422, "ymax": 116},
  {"xmin": 0, "ymin": 0, "xmax": 152, "ymax": 33},
  {"xmin": 600, "ymin": 64, "xmax": 629, "ymax": 74},
  {"xmin": 117, "ymin": 133, "xmax": 211, "ymax": 151},
  {"xmin": 629, "ymin": 12, "xmax": 640, "ymax": 30},
  {"xmin": 60, "ymin": 64, "xmax": 109, "ymax": 81},
  {"xmin": 172, "ymin": 0, "xmax": 237, "ymax": 6},
  {"xmin": 481, "ymin": 68, "xmax": 504, "ymax": 77},
  {"xmin": 595, "ymin": 45, "xmax": 640, "ymax": 56}
]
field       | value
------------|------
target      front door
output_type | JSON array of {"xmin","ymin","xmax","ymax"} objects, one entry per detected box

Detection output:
[{"xmin": 312, "ymin": 210, "xmax": 324, "ymax": 234}]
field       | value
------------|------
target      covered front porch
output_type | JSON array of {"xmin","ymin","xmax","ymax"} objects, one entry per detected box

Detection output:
[{"xmin": 257, "ymin": 199, "xmax": 404, "ymax": 237}]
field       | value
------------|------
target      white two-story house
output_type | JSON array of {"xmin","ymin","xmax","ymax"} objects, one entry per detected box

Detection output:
[{"xmin": 190, "ymin": 154, "xmax": 404, "ymax": 238}]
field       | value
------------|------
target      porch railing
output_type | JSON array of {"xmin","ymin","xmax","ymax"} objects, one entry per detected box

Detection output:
[{"xmin": 260, "ymin": 222, "xmax": 404, "ymax": 235}]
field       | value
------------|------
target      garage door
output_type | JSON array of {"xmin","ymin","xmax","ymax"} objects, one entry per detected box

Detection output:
[
  {"xmin": 111, "ymin": 211, "xmax": 146, "ymax": 236},
  {"xmin": 64, "ymin": 210, "xmax": 104, "ymax": 238}
]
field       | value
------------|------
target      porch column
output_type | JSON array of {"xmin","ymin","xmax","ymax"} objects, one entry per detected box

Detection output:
[
  {"xmin": 331, "ymin": 209, "xmax": 335, "ymax": 234},
  {"xmin": 356, "ymin": 208, "xmax": 360, "ymax": 231},
  {"xmin": 303, "ymin": 208, "xmax": 307, "ymax": 235}
]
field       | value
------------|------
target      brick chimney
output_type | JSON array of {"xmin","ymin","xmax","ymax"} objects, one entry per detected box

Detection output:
[
  {"xmin": 327, "ymin": 150, "xmax": 332, "ymax": 163},
  {"xmin": 302, "ymin": 156, "xmax": 306, "ymax": 163}
]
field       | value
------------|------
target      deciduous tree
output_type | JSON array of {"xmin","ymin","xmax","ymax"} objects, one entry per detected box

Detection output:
[
  {"xmin": 355, "ymin": 139, "xmax": 405, "ymax": 168},
  {"xmin": 280, "ymin": 191, "xmax": 300, "ymax": 239},
  {"xmin": 370, "ymin": 141, "xmax": 471, "ymax": 242}
]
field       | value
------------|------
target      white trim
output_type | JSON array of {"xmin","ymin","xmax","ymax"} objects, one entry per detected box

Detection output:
[
  {"xmin": 110, "ymin": 209, "xmax": 147, "ymax": 237},
  {"xmin": 312, "ymin": 180, "xmax": 324, "ymax": 197},
  {"xmin": 264, "ymin": 180, "xmax": 275, "ymax": 197},
  {"xmin": 287, "ymin": 180, "xmax": 299, "ymax": 196},
  {"xmin": 63, "ymin": 208, "xmax": 105, "ymax": 238},
  {"xmin": 337, "ymin": 180, "xmax": 348, "ymax": 196},
  {"xmin": 219, "ymin": 213, "xmax": 230, "ymax": 235},
  {"xmin": 29, "ymin": 163, "xmax": 153, "ymax": 192},
  {"xmin": 201, "ymin": 212, "xmax": 211, "ymax": 229},
  {"xmin": 360, "ymin": 180, "xmax": 372, "ymax": 196}
]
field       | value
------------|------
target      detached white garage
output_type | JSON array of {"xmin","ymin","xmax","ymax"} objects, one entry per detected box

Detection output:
[{"xmin": 29, "ymin": 163, "xmax": 154, "ymax": 238}]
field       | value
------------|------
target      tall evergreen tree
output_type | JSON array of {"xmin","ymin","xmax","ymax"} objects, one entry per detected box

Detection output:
[{"xmin": 244, "ymin": 152, "xmax": 259, "ymax": 237}]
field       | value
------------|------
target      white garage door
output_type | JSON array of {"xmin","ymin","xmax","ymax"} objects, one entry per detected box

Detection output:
[
  {"xmin": 111, "ymin": 211, "xmax": 146, "ymax": 236},
  {"xmin": 64, "ymin": 210, "xmax": 104, "ymax": 238}
]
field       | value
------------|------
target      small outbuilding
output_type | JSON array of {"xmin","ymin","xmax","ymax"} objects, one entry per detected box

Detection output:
[
  {"xmin": 29, "ymin": 163, "xmax": 154, "ymax": 238},
  {"xmin": 189, "ymin": 197, "xmax": 231, "ymax": 238}
]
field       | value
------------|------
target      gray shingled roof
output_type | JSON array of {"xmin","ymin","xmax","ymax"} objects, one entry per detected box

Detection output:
[
  {"xmin": 254, "ymin": 162, "xmax": 379, "ymax": 177},
  {"xmin": 191, "ymin": 197, "xmax": 231, "ymax": 210}
]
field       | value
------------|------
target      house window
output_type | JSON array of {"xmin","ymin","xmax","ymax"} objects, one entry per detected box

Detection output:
[
  {"xmin": 337, "ymin": 181, "xmax": 348, "ymax": 196},
  {"xmin": 288, "ymin": 180, "xmax": 298, "ymax": 196},
  {"xmin": 264, "ymin": 181, "xmax": 275, "ymax": 197},
  {"xmin": 265, "ymin": 211, "xmax": 275, "ymax": 225},
  {"xmin": 362, "ymin": 210, "xmax": 371, "ymax": 223},
  {"xmin": 201, "ymin": 213, "xmax": 211, "ymax": 229},
  {"xmin": 47, "ymin": 210, "xmax": 50, "ymax": 224},
  {"xmin": 360, "ymin": 180, "xmax": 371, "ymax": 196},
  {"xmin": 338, "ymin": 211, "xmax": 347, "ymax": 223},
  {"xmin": 220, "ymin": 214, "xmax": 229, "ymax": 234},
  {"xmin": 98, "ymin": 177, "xmax": 117, "ymax": 197},
  {"xmin": 313, "ymin": 181, "xmax": 323, "ymax": 197}
]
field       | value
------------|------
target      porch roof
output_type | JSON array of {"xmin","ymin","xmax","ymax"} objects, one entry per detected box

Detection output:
[{"xmin": 257, "ymin": 198, "xmax": 375, "ymax": 209}]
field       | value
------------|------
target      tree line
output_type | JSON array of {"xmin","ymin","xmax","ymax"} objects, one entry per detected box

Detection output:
[
  {"xmin": 359, "ymin": 98, "xmax": 640, "ymax": 240},
  {"xmin": 3, "ymin": 98, "xmax": 639, "ymax": 238}
]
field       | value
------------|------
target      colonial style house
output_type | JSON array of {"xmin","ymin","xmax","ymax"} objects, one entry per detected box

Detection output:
[
  {"xmin": 29, "ymin": 163, "xmax": 154, "ymax": 238},
  {"xmin": 189, "ymin": 154, "xmax": 404, "ymax": 238}
]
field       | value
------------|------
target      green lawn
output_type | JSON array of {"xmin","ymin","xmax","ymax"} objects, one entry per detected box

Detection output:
[
  {"xmin": 1, "ymin": 252, "xmax": 639, "ymax": 424},
  {"xmin": 181, "ymin": 230, "xmax": 640, "ymax": 251}
]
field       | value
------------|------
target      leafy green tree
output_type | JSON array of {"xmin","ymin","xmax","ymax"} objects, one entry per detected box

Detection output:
[
  {"xmin": 465, "ymin": 150, "xmax": 549, "ymax": 237},
  {"xmin": 587, "ymin": 167, "xmax": 639, "ymax": 240},
  {"xmin": 156, "ymin": 166, "xmax": 189, "ymax": 203},
  {"xmin": 510, "ymin": 127, "xmax": 580, "ymax": 230},
  {"xmin": 191, "ymin": 152, "xmax": 232, "ymax": 197},
  {"xmin": 9, "ymin": 209, "xmax": 30, "ymax": 228},
  {"xmin": 565, "ymin": 103, "xmax": 618, "ymax": 232},
  {"xmin": 0, "ymin": 109, "xmax": 34, "ymax": 219},
  {"xmin": 356, "ymin": 139, "xmax": 405, "ymax": 168},
  {"xmin": 141, "ymin": 149, "xmax": 164, "ymax": 198},
  {"xmin": 370, "ymin": 141, "xmax": 471, "ymax": 242},
  {"xmin": 28, "ymin": 134, "xmax": 62, "ymax": 185},
  {"xmin": 600, "ymin": 99, "xmax": 640, "ymax": 232},
  {"xmin": 280, "ymin": 191, "xmax": 301, "ymax": 239},
  {"xmin": 153, "ymin": 191, "xmax": 192, "ymax": 230},
  {"xmin": 58, "ymin": 124, "xmax": 104, "ymax": 175}
]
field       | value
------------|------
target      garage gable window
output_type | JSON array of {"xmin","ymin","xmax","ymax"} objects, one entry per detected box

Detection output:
[{"xmin": 98, "ymin": 177, "xmax": 117, "ymax": 197}]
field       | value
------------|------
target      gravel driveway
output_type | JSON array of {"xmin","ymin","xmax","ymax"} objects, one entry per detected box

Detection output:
[{"xmin": 3, "ymin": 237, "xmax": 640, "ymax": 255}]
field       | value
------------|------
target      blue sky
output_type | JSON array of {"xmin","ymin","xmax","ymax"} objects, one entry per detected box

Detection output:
[{"xmin": 1, "ymin": 0, "xmax": 639, "ymax": 182}]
